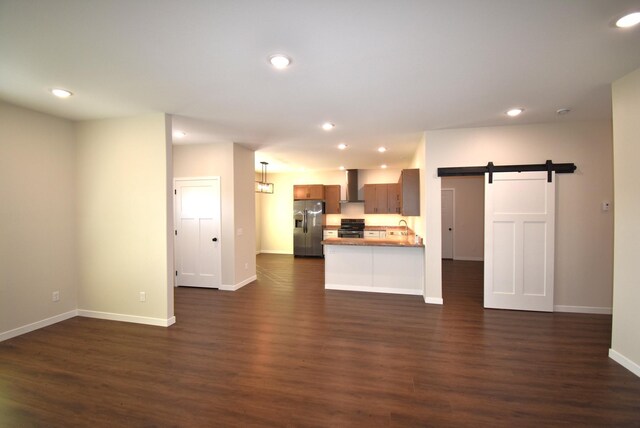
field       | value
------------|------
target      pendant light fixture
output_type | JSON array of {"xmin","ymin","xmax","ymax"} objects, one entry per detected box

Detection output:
[{"xmin": 255, "ymin": 161, "xmax": 274, "ymax": 194}]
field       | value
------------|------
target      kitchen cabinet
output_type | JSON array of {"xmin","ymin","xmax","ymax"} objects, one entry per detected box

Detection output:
[
  {"xmin": 364, "ymin": 230, "xmax": 387, "ymax": 239},
  {"xmin": 398, "ymin": 169, "xmax": 420, "ymax": 216},
  {"xmin": 294, "ymin": 184, "xmax": 325, "ymax": 200},
  {"xmin": 364, "ymin": 183, "xmax": 398, "ymax": 214},
  {"xmin": 387, "ymin": 183, "xmax": 400, "ymax": 214},
  {"xmin": 323, "ymin": 185, "xmax": 341, "ymax": 214},
  {"xmin": 323, "ymin": 229, "xmax": 338, "ymax": 239}
]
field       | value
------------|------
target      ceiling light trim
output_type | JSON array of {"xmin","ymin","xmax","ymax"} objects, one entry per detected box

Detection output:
[
  {"xmin": 616, "ymin": 12, "xmax": 640, "ymax": 28},
  {"xmin": 50, "ymin": 88, "xmax": 73, "ymax": 98},
  {"xmin": 269, "ymin": 54, "xmax": 292, "ymax": 69}
]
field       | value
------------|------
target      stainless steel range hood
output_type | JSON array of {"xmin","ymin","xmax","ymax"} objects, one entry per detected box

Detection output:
[{"xmin": 343, "ymin": 169, "xmax": 364, "ymax": 203}]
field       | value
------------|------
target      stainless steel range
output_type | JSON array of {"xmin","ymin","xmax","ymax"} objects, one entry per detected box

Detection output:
[{"xmin": 338, "ymin": 218, "xmax": 365, "ymax": 238}]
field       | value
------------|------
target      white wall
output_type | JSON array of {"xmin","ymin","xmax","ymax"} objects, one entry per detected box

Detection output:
[
  {"xmin": 409, "ymin": 134, "xmax": 425, "ymax": 239},
  {"xmin": 76, "ymin": 114, "xmax": 174, "ymax": 325},
  {"xmin": 173, "ymin": 143, "xmax": 235, "ymax": 285},
  {"xmin": 424, "ymin": 120, "xmax": 614, "ymax": 311},
  {"xmin": 233, "ymin": 144, "xmax": 256, "ymax": 284},
  {"xmin": 0, "ymin": 101, "xmax": 78, "ymax": 337},
  {"xmin": 173, "ymin": 142, "xmax": 256, "ymax": 288},
  {"xmin": 255, "ymin": 172, "xmax": 263, "ymax": 254},
  {"xmin": 259, "ymin": 168, "xmax": 413, "ymax": 254},
  {"xmin": 441, "ymin": 176, "xmax": 484, "ymax": 261},
  {"xmin": 610, "ymin": 67, "xmax": 640, "ymax": 376}
]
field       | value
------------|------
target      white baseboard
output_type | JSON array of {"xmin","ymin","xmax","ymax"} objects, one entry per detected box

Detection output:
[
  {"xmin": 77, "ymin": 310, "xmax": 175, "ymax": 327},
  {"xmin": 424, "ymin": 297, "xmax": 444, "ymax": 305},
  {"xmin": 454, "ymin": 256, "xmax": 484, "ymax": 261},
  {"xmin": 259, "ymin": 250, "xmax": 292, "ymax": 255},
  {"xmin": 0, "ymin": 310, "xmax": 78, "ymax": 342},
  {"xmin": 220, "ymin": 275, "xmax": 257, "ymax": 291},
  {"xmin": 325, "ymin": 283, "xmax": 422, "ymax": 296},
  {"xmin": 609, "ymin": 348, "xmax": 640, "ymax": 378},
  {"xmin": 554, "ymin": 305, "xmax": 612, "ymax": 315}
]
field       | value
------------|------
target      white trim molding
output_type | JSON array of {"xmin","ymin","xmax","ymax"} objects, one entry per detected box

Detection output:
[
  {"xmin": 78, "ymin": 310, "xmax": 176, "ymax": 327},
  {"xmin": 554, "ymin": 305, "xmax": 612, "ymax": 315},
  {"xmin": 325, "ymin": 283, "xmax": 422, "ymax": 296},
  {"xmin": 0, "ymin": 310, "xmax": 78, "ymax": 342},
  {"xmin": 609, "ymin": 349, "xmax": 640, "ymax": 378},
  {"xmin": 259, "ymin": 250, "xmax": 292, "ymax": 255},
  {"xmin": 219, "ymin": 275, "xmax": 257, "ymax": 291},
  {"xmin": 424, "ymin": 297, "xmax": 444, "ymax": 305}
]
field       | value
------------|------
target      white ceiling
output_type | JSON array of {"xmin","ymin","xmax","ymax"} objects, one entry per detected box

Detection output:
[{"xmin": 1, "ymin": 1, "xmax": 639, "ymax": 172}]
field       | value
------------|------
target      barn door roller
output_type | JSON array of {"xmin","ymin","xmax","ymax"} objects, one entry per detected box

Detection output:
[{"xmin": 437, "ymin": 160, "xmax": 576, "ymax": 183}]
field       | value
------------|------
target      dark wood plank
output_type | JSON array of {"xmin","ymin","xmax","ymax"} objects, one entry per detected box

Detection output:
[{"xmin": 0, "ymin": 256, "xmax": 638, "ymax": 427}]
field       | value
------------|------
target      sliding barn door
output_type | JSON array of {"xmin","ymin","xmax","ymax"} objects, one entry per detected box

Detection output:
[{"xmin": 484, "ymin": 171, "xmax": 555, "ymax": 311}]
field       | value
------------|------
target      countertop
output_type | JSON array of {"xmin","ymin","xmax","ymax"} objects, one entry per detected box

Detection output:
[
  {"xmin": 322, "ymin": 237, "xmax": 424, "ymax": 248},
  {"xmin": 324, "ymin": 225, "xmax": 411, "ymax": 232}
]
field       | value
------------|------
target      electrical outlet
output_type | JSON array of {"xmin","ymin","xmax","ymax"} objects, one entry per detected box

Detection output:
[
  {"xmin": 237, "ymin": 228, "xmax": 243, "ymax": 236},
  {"xmin": 52, "ymin": 291, "xmax": 60, "ymax": 302},
  {"xmin": 244, "ymin": 262, "xmax": 249, "ymax": 269},
  {"xmin": 602, "ymin": 201, "xmax": 611, "ymax": 212},
  {"xmin": 139, "ymin": 292, "xmax": 146, "ymax": 302}
]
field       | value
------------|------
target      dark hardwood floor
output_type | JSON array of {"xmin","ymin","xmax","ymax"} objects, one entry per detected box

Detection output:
[{"xmin": 1, "ymin": 255, "xmax": 639, "ymax": 427}]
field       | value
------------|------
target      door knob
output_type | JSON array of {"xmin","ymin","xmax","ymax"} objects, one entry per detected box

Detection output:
[
  {"xmin": 212, "ymin": 237, "xmax": 218, "ymax": 242},
  {"xmin": 448, "ymin": 228, "xmax": 452, "ymax": 231}
]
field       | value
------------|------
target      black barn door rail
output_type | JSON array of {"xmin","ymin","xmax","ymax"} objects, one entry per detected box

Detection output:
[{"xmin": 437, "ymin": 160, "xmax": 576, "ymax": 183}]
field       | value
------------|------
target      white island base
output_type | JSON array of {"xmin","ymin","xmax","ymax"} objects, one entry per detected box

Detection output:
[{"xmin": 324, "ymin": 244, "xmax": 424, "ymax": 295}]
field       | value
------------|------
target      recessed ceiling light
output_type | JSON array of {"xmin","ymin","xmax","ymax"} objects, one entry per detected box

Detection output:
[
  {"xmin": 381, "ymin": 164, "xmax": 388, "ymax": 169},
  {"xmin": 339, "ymin": 166, "xmax": 345, "ymax": 170},
  {"xmin": 507, "ymin": 108, "xmax": 524, "ymax": 117},
  {"xmin": 173, "ymin": 130, "xmax": 186, "ymax": 138},
  {"xmin": 338, "ymin": 143, "xmax": 348, "ymax": 150},
  {"xmin": 616, "ymin": 12, "xmax": 640, "ymax": 28},
  {"xmin": 322, "ymin": 122, "xmax": 335, "ymax": 131},
  {"xmin": 378, "ymin": 147, "xmax": 387, "ymax": 153},
  {"xmin": 50, "ymin": 88, "xmax": 73, "ymax": 98},
  {"xmin": 269, "ymin": 54, "xmax": 291, "ymax": 69}
]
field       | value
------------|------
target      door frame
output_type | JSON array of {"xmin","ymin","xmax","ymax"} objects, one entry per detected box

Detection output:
[
  {"xmin": 173, "ymin": 176, "xmax": 222, "ymax": 289},
  {"xmin": 441, "ymin": 188, "xmax": 455, "ymax": 260}
]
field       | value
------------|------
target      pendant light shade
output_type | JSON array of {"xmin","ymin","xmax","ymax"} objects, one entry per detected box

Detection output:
[{"xmin": 255, "ymin": 161, "xmax": 274, "ymax": 194}]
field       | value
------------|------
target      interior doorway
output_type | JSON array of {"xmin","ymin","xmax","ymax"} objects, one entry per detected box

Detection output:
[{"xmin": 441, "ymin": 176, "xmax": 485, "ymax": 306}]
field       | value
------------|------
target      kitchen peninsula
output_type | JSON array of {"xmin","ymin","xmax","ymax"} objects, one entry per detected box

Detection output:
[{"xmin": 322, "ymin": 233, "xmax": 424, "ymax": 296}]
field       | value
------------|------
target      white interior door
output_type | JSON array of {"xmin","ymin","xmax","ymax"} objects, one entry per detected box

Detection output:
[
  {"xmin": 484, "ymin": 171, "xmax": 555, "ymax": 311},
  {"xmin": 174, "ymin": 178, "xmax": 221, "ymax": 288},
  {"xmin": 441, "ymin": 189, "xmax": 454, "ymax": 259}
]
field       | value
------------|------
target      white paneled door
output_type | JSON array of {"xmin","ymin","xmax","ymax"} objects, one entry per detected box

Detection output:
[
  {"xmin": 484, "ymin": 172, "xmax": 555, "ymax": 311},
  {"xmin": 174, "ymin": 178, "xmax": 221, "ymax": 288},
  {"xmin": 441, "ymin": 189, "xmax": 454, "ymax": 259}
]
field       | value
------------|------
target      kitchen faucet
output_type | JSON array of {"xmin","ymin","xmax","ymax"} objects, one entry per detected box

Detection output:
[{"xmin": 398, "ymin": 219, "xmax": 408, "ymax": 236}]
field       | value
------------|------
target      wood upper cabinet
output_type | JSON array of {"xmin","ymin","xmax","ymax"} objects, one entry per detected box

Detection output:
[
  {"xmin": 324, "ymin": 185, "xmax": 341, "ymax": 214},
  {"xmin": 399, "ymin": 168, "xmax": 420, "ymax": 216},
  {"xmin": 387, "ymin": 183, "xmax": 400, "ymax": 214},
  {"xmin": 364, "ymin": 183, "xmax": 392, "ymax": 214},
  {"xmin": 294, "ymin": 184, "xmax": 325, "ymax": 200}
]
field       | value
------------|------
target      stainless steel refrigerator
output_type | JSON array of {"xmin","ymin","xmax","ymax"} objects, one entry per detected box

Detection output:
[{"xmin": 293, "ymin": 200, "xmax": 324, "ymax": 257}]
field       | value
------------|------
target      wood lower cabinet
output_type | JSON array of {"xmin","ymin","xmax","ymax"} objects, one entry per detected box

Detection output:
[
  {"xmin": 399, "ymin": 169, "xmax": 420, "ymax": 216},
  {"xmin": 294, "ymin": 184, "xmax": 325, "ymax": 200},
  {"xmin": 323, "ymin": 185, "xmax": 341, "ymax": 214}
]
